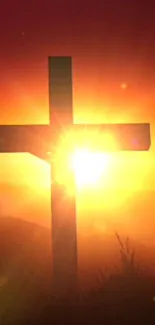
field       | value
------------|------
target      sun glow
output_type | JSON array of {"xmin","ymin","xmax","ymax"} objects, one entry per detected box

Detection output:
[
  {"xmin": 70, "ymin": 149, "xmax": 110, "ymax": 189},
  {"xmin": 50, "ymin": 127, "xmax": 117, "ymax": 191}
]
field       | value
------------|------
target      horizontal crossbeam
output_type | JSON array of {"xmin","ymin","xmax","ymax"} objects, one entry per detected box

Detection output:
[{"xmin": 0, "ymin": 123, "xmax": 150, "ymax": 159}]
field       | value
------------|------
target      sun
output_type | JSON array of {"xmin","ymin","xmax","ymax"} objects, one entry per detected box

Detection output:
[{"xmin": 70, "ymin": 148, "xmax": 110, "ymax": 189}]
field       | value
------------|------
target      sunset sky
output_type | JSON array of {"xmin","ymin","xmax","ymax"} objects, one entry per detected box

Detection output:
[{"xmin": 0, "ymin": 0, "xmax": 155, "ymax": 247}]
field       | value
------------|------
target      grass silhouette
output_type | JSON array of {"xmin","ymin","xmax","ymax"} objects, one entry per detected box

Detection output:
[
  {"xmin": 23, "ymin": 232, "xmax": 155, "ymax": 325},
  {"xmin": 0, "ymin": 217, "xmax": 155, "ymax": 325}
]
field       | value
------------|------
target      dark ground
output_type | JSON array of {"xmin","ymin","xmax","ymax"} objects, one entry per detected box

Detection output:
[{"xmin": 0, "ymin": 217, "xmax": 155, "ymax": 325}]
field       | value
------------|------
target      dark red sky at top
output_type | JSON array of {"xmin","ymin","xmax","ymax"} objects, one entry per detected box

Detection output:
[
  {"xmin": 0, "ymin": 0, "xmax": 155, "ymax": 68},
  {"xmin": 0, "ymin": 0, "xmax": 155, "ymax": 54},
  {"xmin": 1, "ymin": 1, "xmax": 155, "ymax": 55}
]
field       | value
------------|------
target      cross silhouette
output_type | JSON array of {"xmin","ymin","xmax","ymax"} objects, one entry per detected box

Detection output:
[{"xmin": 0, "ymin": 57, "xmax": 151, "ymax": 297}]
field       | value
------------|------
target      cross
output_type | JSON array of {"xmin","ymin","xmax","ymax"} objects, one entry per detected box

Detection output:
[{"xmin": 0, "ymin": 57, "xmax": 151, "ymax": 298}]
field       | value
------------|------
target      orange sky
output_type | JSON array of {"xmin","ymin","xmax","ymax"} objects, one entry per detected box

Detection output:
[{"xmin": 1, "ymin": 0, "xmax": 155, "ymax": 253}]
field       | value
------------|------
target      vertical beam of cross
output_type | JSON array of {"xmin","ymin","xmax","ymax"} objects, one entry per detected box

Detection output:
[{"xmin": 49, "ymin": 57, "xmax": 78, "ymax": 297}]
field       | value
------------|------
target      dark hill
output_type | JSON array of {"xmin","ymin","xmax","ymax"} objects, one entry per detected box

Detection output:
[
  {"xmin": 0, "ymin": 216, "xmax": 155, "ymax": 324},
  {"xmin": 0, "ymin": 217, "xmax": 52, "ymax": 324}
]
